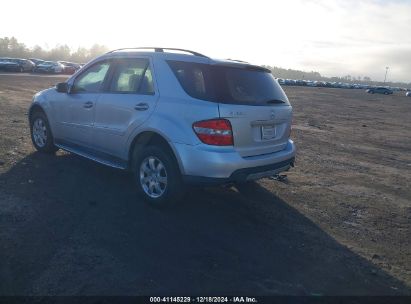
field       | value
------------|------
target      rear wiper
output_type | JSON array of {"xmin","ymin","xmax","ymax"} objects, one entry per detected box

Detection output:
[{"xmin": 265, "ymin": 99, "xmax": 285, "ymax": 104}]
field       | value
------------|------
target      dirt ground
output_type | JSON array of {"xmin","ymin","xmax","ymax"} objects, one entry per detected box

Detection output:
[{"xmin": 0, "ymin": 74, "xmax": 410, "ymax": 295}]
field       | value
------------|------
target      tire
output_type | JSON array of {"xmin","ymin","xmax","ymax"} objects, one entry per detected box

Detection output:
[
  {"xmin": 132, "ymin": 145, "xmax": 185, "ymax": 207},
  {"xmin": 30, "ymin": 111, "xmax": 59, "ymax": 153}
]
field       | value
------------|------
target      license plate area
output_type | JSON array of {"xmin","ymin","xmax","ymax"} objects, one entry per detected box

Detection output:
[{"xmin": 261, "ymin": 125, "xmax": 276, "ymax": 140}]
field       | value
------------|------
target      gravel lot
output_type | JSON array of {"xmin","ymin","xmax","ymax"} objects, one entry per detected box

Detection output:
[{"xmin": 0, "ymin": 74, "xmax": 410, "ymax": 295}]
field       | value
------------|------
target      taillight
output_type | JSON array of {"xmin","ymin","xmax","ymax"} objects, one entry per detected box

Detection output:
[{"xmin": 193, "ymin": 119, "xmax": 233, "ymax": 146}]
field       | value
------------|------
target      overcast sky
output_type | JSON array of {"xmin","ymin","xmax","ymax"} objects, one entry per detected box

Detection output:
[{"xmin": 1, "ymin": 0, "xmax": 410, "ymax": 82}]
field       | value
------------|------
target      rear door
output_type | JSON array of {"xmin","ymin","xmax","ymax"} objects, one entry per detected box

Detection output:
[
  {"xmin": 216, "ymin": 66, "xmax": 292, "ymax": 157},
  {"xmin": 92, "ymin": 57, "xmax": 158, "ymax": 158}
]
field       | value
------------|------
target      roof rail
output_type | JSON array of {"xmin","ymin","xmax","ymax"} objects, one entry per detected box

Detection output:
[
  {"xmin": 226, "ymin": 58, "xmax": 249, "ymax": 63},
  {"xmin": 106, "ymin": 47, "xmax": 209, "ymax": 58}
]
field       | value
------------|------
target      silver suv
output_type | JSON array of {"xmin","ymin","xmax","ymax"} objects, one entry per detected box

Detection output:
[{"xmin": 29, "ymin": 47, "xmax": 296, "ymax": 206}]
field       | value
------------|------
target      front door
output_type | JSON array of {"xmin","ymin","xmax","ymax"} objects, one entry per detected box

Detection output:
[{"xmin": 55, "ymin": 60, "xmax": 112, "ymax": 147}]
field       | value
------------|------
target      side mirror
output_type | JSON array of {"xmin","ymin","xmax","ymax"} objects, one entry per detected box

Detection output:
[{"xmin": 56, "ymin": 82, "xmax": 69, "ymax": 93}]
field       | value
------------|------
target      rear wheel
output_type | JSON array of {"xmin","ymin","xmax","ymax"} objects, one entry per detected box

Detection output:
[
  {"xmin": 133, "ymin": 145, "xmax": 184, "ymax": 207},
  {"xmin": 30, "ymin": 111, "xmax": 58, "ymax": 153}
]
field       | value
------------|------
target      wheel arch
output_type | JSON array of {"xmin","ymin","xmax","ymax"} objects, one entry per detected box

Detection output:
[
  {"xmin": 28, "ymin": 103, "xmax": 47, "ymax": 123},
  {"xmin": 128, "ymin": 131, "xmax": 185, "ymax": 174}
]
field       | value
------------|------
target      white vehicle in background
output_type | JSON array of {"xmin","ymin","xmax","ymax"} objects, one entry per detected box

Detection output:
[
  {"xmin": 406, "ymin": 91, "xmax": 411, "ymax": 97},
  {"xmin": 34, "ymin": 61, "xmax": 64, "ymax": 74}
]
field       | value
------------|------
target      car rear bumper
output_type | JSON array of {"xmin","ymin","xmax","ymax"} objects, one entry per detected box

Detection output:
[
  {"xmin": 183, "ymin": 157, "xmax": 295, "ymax": 185},
  {"xmin": 174, "ymin": 139, "xmax": 296, "ymax": 184},
  {"xmin": 34, "ymin": 68, "xmax": 55, "ymax": 73}
]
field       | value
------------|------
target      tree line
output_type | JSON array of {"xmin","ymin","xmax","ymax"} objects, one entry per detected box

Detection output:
[
  {"xmin": 0, "ymin": 37, "xmax": 108, "ymax": 63},
  {"xmin": 263, "ymin": 65, "xmax": 410, "ymax": 88},
  {"xmin": 1, "ymin": 36, "xmax": 409, "ymax": 88}
]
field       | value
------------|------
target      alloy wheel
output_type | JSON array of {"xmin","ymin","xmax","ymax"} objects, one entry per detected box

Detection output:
[
  {"xmin": 32, "ymin": 118, "xmax": 47, "ymax": 148},
  {"xmin": 139, "ymin": 156, "xmax": 168, "ymax": 198}
]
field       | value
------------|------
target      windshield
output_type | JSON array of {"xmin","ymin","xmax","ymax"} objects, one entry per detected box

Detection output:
[{"xmin": 167, "ymin": 60, "xmax": 289, "ymax": 105}]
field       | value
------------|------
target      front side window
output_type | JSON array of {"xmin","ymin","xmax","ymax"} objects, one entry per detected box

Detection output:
[
  {"xmin": 109, "ymin": 58, "xmax": 154, "ymax": 94},
  {"xmin": 73, "ymin": 61, "xmax": 110, "ymax": 93}
]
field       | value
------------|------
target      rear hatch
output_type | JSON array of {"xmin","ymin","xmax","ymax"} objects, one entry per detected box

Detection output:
[
  {"xmin": 167, "ymin": 59, "xmax": 292, "ymax": 157},
  {"xmin": 215, "ymin": 64, "xmax": 291, "ymax": 157}
]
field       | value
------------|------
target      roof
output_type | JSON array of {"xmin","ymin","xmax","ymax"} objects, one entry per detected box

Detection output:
[{"xmin": 104, "ymin": 47, "xmax": 269, "ymax": 72}]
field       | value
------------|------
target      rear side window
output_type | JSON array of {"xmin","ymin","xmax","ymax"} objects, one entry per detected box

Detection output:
[
  {"xmin": 167, "ymin": 60, "xmax": 288, "ymax": 105},
  {"xmin": 109, "ymin": 58, "xmax": 154, "ymax": 94},
  {"xmin": 168, "ymin": 61, "xmax": 213, "ymax": 100}
]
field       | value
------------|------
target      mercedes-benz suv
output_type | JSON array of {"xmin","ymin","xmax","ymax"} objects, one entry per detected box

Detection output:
[{"xmin": 29, "ymin": 47, "xmax": 296, "ymax": 206}]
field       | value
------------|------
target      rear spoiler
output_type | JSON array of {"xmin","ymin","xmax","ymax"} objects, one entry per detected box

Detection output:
[{"xmin": 211, "ymin": 60, "xmax": 271, "ymax": 73}]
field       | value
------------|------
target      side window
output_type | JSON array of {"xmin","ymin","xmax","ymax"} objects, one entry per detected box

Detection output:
[
  {"xmin": 73, "ymin": 61, "xmax": 110, "ymax": 93},
  {"xmin": 167, "ymin": 61, "xmax": 211, "ymax": 100},
  {"xmin": 109, "ymin": 58, "xmax": 155, "ymax": 94}
]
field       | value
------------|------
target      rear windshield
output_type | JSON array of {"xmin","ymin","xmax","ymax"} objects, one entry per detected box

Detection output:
[{"xmin": 167, "ymin": 60, "xmax": 289, "ymax": 105}]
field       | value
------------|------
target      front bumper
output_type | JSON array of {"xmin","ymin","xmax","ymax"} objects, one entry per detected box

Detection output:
[{"xmin": 174, "ymin": 139, "xmax": 296, "ymax": 184}]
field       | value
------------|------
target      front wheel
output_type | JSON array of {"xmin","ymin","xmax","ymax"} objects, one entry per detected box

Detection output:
[
  {"xmin": 30, "ymin": 111, "xmax": 59, "ymax": 153},
  {"xmin": 133, "ymin": 145, "xmax": 185, "ymax": 207}
]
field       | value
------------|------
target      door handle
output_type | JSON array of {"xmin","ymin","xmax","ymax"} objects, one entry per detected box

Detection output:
[
  {"xmin": 134, "ymin": 102, "xmax": 149, "ymax": 111},
  {"xmin": 83, "ymin": 101, "xmax": 94, "ymax": 108}
]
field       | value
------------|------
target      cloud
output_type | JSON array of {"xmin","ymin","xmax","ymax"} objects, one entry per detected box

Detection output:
[
  {"xmin": 366, "ymin": 45, "xmax": 411, "ymax": 82},
  {"xmin": 291, "ymin": 0, "xmax": 411, "ymax": 81},
  {"xmin": 1, "ymin": 0, "xmax": 410, "ymax": 82},
  {"xmin": 298, "ymin": 43, "xmax": 411, "ymax": 82}
]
